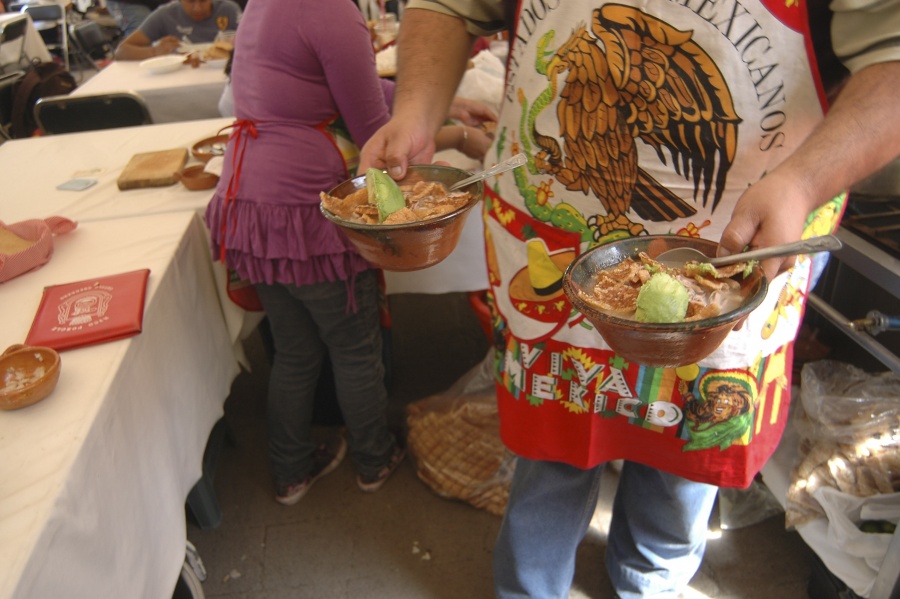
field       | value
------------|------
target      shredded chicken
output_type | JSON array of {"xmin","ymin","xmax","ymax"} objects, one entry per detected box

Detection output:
[
  {"xmin": 321, "ymin": 180, "xmax": 472, "ymax": 225},
  {"xmin": 579, "ymin": 256, "xmax": 753, "ymax": 322}
]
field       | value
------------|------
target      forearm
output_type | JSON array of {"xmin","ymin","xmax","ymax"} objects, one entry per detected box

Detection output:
[
  {"xmin": 358, "ymin": 8, "xmax": 483, "ymax": 175},
  {"xmin": 434, "ymin": 125, "xmax": 474, "ymax": 153},
  {"xmin": 114, "ymin": 41, "xmax": 165, "ymax": 61},
  {"xmin": 720, "ymin": 60, "xmax": 900, "ymax": 273},
  {"xmin": 768, "ymin": 61, "xmax": 900, "ymax": 211},
  {"xmin": 393, "ymin": 8, "xmax": 475, "ymax": 137}
]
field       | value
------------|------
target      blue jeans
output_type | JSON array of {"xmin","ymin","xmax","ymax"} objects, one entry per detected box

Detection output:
[
  {"xmin": 254, "ymin": 270, "xmax": 394, "ymax": 486},
  {"xmin": 493, "ymin": 459, "xmax": 717, "ymax": 598},
  {"xmin": 105, "ymin": 1, "xmax": 151, "ymax": 38}
]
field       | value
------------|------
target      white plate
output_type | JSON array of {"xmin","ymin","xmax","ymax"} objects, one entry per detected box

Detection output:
[{"xmin": 140, "ymin": 55, "xmax": 185, "ymax": 75}]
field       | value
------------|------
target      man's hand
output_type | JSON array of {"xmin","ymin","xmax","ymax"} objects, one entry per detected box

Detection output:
[
  {"xmin": 718, "ymin": 170, "xmax": 816, "ymax": 281},
  {"xmin": 359, "ymin": 117, "xmax": 437, "ymax": 180},
  {"xmin": 115, "ymin": 31, "xmax": 180, "ymax": 60},
  {"xmin": 718, "ymin": 61, "xmax": 900, "ymax": 282},
  {"xmin": 154, "ymin": 35, "xmax": 181, "ymax": 55}
]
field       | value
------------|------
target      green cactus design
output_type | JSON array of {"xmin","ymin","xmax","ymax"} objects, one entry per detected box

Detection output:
[{"xmin": 509, "ymin": 31, "xmax": 593, "ymax": 244}]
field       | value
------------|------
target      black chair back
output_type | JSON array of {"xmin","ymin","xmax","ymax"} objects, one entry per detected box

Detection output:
[
  {"xmin": 21, "ymin": 3, "xmax": 64, "ymax": 22},
  {"xmin": 0, "ymin": 15, "xmax": 29, "ymax": 74},
  {"xmin": 34, "ymin": 91, "xmax": 153, "ymax": 135},
  {"xmin": 70, "ymin": 19, "xmax": 109, "ymax": 63},
  {"xmin": 22, "ymin": 3, "xmax": 68, "ymax": 70}
]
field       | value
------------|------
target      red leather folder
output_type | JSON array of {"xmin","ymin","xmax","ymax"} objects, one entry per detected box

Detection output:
[{"xmin": 25, "ymin": 269, "xmax": 151, "ymax": 351}]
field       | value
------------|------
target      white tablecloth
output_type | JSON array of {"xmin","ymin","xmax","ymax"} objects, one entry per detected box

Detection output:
[
  {"xmin": 0, "ymin": 211, "xmax": 241, "ymax": 599},
  {"xmin": 0, "ymin": 117, "xmax": 261, "ymax": 356},
  {"xmin": 0, "ymin": 12, "xmax": 52, "ymax": 67},
  {"xmin": 71, "ymin": 59, "xmax": 229, "ymax": 123},
  {"xmin": 382, "ymin": 149, "xmax": 490, "ymax": 295},
  {"xmin": 0, "ymin": 114, "xmax": 489, "ymax": 298},
  {"xmin": 0, "ymin": 117, "xmax": 233, "ymax": 223}
]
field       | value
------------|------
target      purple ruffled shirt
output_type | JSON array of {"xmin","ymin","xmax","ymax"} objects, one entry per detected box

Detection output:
[{"xmin": 204, "ymin": 0, "xmax": 394, "ymax": 288}]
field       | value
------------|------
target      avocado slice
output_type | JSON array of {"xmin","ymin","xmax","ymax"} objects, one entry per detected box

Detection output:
[{"xmin": 365, "ymin": 168, "xmax": 405, "ymax": 223}]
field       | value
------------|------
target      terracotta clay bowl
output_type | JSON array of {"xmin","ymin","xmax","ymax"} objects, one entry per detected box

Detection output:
[
  {"xmin": 178, "ymin": 165, "xmax": 219, "ymax": 191},
  {"xmin": 320, "ymin": 165, "xmax": 484, "ymax": 272},
  {"xmin": 562, "ymin": 235, "xmax": 768, "ymax": 368},
  {"xmin": 0, "ymin": 344, "xmax": 61, "ymax": 410},
  {"xmin": 190, "ymin": 134, "xmax": 229, "ymax": 163}
]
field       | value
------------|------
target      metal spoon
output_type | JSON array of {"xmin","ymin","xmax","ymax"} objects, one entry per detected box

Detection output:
[
  {"xmin": 655, "ymin": 234, "xmax": 843, "ymax": 267},
  {"xmin": 448, "ymin": 152, "xmax": 527, "ymax": 191}
]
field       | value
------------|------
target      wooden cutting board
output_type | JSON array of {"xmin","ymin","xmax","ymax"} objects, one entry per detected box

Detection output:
[{"xmin": 117, "ymin": 148, "xmax": 189, "ymax": 190}]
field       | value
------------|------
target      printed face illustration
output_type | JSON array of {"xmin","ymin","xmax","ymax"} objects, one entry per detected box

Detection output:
[{"xmin": 685, "ymin": 381, "xmax": 752, "ymax": 425}]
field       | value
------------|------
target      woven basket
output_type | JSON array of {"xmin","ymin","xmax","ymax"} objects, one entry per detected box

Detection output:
[{"xmin": 407, "ymin": 391, "xmax": 515, "ymax": 516}]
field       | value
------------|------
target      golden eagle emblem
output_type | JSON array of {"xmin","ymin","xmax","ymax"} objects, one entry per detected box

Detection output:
[{"xmin": 530, "ymin": 5, "xmax": 742, "ymax": 239}]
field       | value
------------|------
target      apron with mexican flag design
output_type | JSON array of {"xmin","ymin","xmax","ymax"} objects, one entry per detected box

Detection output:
[{"xmin": 482, "ymin": 0, "xmax": 845, "ymax": 487}]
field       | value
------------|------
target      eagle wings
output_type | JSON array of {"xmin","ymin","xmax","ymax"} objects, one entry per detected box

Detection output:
[{"xmin": 531, "ymin": 5, "xmax": 741, "ymax": 236}]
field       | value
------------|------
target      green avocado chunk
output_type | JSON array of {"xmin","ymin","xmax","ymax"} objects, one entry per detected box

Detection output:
[
  {"xmin": 365, "ymin": 168, "xmax": 405, "ymax": 223},
  {"xmin": 634, "ymin": 272, "xmax": 690, "ymax": 323}
]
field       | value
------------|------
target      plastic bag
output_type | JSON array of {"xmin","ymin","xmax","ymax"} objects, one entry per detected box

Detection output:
[
  {"xmin": 813, "ymin": 486, "xmax": 900, "ymax": 597},
  {"xmin": 786, "ymin": 360, "xmax": 900, "ymax": 528},
  {"xmin": 406, "ymin": 351, "xmax": 516, "ymax": 516}
]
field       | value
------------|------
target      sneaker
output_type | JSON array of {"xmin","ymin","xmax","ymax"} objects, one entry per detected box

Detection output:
[
  {"xmin": 357, "ymin": 442, "xmax": 406, "ymax": 493},
  {"xmin": 275, "ymin": 434, "xmax": 347, "ymax": 506}
]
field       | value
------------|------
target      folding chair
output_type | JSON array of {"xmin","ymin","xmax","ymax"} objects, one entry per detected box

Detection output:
[
  {"xmin": 34, "ymin": 91, "xmax": 152, "ymax": 135},
  {"xmin": 22, "ymin": 3, "xmax": 69, "ymax": 71},
  {"xmin": 0, "ymin": 70, "xmax": 25, "ymax": 140},
  {"xmin": 0, "ymin": 14, "xmax": 29, "ymax": 74},
  {"xmin": 68, "ymin": 18, "xmax": 109, "ymax": 72}
]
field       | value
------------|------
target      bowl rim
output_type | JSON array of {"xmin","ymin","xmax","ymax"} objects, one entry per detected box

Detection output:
[
  {"xmin": 0, "ymin": 345, "xmax": 61, "ymax": 399},
  {"xmin": 562, "ymin": 234, "xmax": 769, "ymax": 331},
  {"xmin": 191, "ymin": 133, "xmax": 229, "ymax": 159},
  {"xmin": 319, "ymin": 164, "xmax": 484, "ymax": 230},
  {"xmin": 181, "ymin": 164, "xmax": 217, "ymax": 177},
  {"xmin": 139, "ymin": 55, "xmax": 184, "ymax": 70},
  {"xmin": 320, "ymin": 197, "xmax": 478, "ymax": 231},
  {"xmin": 178, "ymin": 165, "xmax": 219, "ymax": 190}
]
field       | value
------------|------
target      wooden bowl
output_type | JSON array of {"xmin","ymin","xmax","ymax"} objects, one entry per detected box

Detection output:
[
  {"xmin": 562, "ymin": 235, "xmax": 768, "ymax": 368},
  {"xmin": 0, "ymin": 345, "xmax": 61, "ymax": 410},
  {"xmin": 178, "ymin": 165, "xmax": 219, "ymax": 191},
  {"xmin": 191, "ymin": 134, "xmax": 229, "ymax": 163}
]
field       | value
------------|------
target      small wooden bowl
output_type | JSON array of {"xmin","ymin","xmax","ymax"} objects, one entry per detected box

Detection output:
[
  {"xmin": 191, "ymin": 134, "xmax": 229, "ymax": 163},
  {"xmin": 0, "ymin": 345, "xmax": 61, "ymax": 410},
  {"xmin": 178, "ymin": 165, "xmax": 219, "ymax": 191}
]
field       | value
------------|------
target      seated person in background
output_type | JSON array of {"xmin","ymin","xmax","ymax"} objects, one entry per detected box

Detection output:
[
  {"xmin": 114, "ymin": 0, "xmax": 241, "ymax": 61},
  {"xmin": 106, "ymin": 0, "xmax": 168, "ymax": 38}
]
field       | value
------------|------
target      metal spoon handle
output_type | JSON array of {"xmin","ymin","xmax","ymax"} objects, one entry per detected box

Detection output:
[
  {"xmin": 709, "ymin": 235, "xmax": 843, "ymax": 266},
  {"xmin": 449, "ymin": 153, "xmax": 527, "ymax": 191}
]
